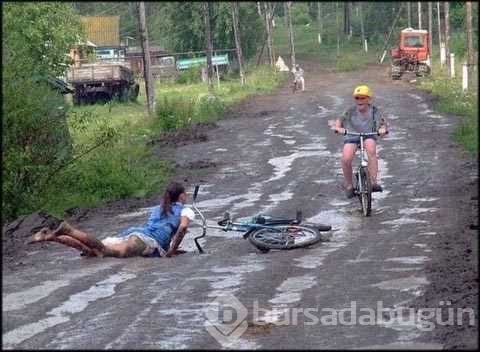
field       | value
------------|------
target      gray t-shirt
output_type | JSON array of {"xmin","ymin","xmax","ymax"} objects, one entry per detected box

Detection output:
[{"xmin": 340, "ymin": 104, "xmax": 383, "ymax": 142}]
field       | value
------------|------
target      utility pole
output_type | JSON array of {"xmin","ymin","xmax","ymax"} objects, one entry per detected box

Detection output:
[
  {"xmin": 137, "ymin": 2, "xmax": 155, "ymax": 115},
  {"xmin": 204, "ymin": 2, "xmax": 214, "ymax": 93},
  {"xmin": 231, "ymin": 2, "xmax": 245, "ymax": 85}
]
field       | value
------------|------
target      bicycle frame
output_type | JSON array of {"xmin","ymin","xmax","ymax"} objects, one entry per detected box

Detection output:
[{"xmin": 191, "ymin": 185, "xmax": 303, "ymax": 253}]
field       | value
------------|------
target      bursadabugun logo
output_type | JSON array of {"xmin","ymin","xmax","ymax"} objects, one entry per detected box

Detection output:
[{"xmin": 204, "ymin": 292, "xmax": 248, "ymax": 347}]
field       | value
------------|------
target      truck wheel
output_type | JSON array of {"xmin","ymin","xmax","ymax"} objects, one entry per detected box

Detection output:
[{"xmin": 129, "ymin": 84, "xmax": 139, "ymax": 101}]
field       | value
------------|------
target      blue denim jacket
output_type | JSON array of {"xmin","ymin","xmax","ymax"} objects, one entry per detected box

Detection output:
[{"xmin": 118, "ymin": 202, "xmax": 183, "ymax": 251}]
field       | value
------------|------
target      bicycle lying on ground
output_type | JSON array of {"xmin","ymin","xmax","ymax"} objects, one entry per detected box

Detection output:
[
  {"xmin": 191, "ymin": 185, "xmax": 331, "ymax": 253},
  {"xmin": 336, "ymin": 130, "xmax": 384, "ymax": 216}
]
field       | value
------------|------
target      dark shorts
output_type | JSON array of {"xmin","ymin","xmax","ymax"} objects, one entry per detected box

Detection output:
[{"xmin": 344, "ymin": 135, "xmax": 377, "ymax": 145}]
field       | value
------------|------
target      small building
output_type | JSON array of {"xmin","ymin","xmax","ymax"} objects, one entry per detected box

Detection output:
[{"xmin": 125, "ymin": 45, "xmax": 169, "ymax": 76}]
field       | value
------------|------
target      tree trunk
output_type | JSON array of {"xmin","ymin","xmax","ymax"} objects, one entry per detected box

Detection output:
[
  {"xmin": 336, "ymin": 2, "xmax": 340, "ymax": 57},
  {"xmin": 343, "ymin": 2, "xmax": 351, "ymax": 38},
  {"xmin": 257, "ymin": 1, "xmax": 262, "ymax": 17},
  {"xmin": 418, "ymin": 2, "xmax": 422, "ymax": 29},
  {"xmin": 137, "ymin": 1, "xmax": 155, "ymax": 115},
  {"xmin": 264, "ymin": 2, "xmax": 274, "ymax": 66},
  {"xmin": 231, "ymin": 2, "xmax": 245, "ymax": 85},
  {"xmin": 204, "ymin": 2, "xmax": 214, "ymax": 92},
  {"xmin": 407, "ymin": 2, "xmax": 411, "ymax": 27},
  {"xmin": 317, "ymin": 2, "xmax": 323, "ymax": 44},
  {"xmin": 428, "ymin": 2, "xmax": 433, "ymax": 73},
  {"xmin": 284, "ymin": 2, "xmax": 288, "ymax": 28},
  {"xmin": 465, "ymin": 1, "xmax": 473, "ymax": 89},
  {"xmin": 286, "ymin": 1, "xmax": 295, "ymax": 69},
  {"xmin": 378, "ymin": 4, "xmax": 403, "ymax": 62},
  {"xmin": 359, "ymin": 2, "xmax": 365, "ymax": 51},
  {"xmin": 436, "ymin": 1, "xmax": 442, "ymax": 64},
  {"xmin": 444, "ymin": 2, "xmax": 450, "ymax": 74}
]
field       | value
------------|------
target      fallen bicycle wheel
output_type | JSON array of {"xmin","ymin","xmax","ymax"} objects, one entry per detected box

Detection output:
[{"xmin": 248, "ymin": 225, "xmax": 321, "ymax": 251}]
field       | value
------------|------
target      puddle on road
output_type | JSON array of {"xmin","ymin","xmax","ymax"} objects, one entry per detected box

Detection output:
[
  {"xmin": 398, "ymin": 208, "xmax": 437, "ymax": 215},
  {"xmin": 371, "ymin": 276, "xmax": 429, "ymax": 292},
  {"xmin": 381, "ymin": 218, "xmax": 428, "ymax": 226},
  {"xmin": 418, "ymin": 232, "xmax": 437, "ymax": 236},
  {"xmin": 266, "ymin": 150, "xmax": 331, "ymax": 183},
  {"xmin": 2, "ymin": 271, "xmax": 136, "ymax": 348},
  {"xmin": 269, "ymin": 275, "xmax": 317, "ymax": 305},
  {"xmin": 386, "ymin": 256, "xmax": 430, "ymax": 265},
  {"xmin": 411, "ymin": 197, "xmax": 439, "ymax": 202},
  {"xmin": 3, "ymin": 280, "xmax": 71, "ymax": 312}
]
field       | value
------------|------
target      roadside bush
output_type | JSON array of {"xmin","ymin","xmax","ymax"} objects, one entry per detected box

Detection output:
[
  {"xmin": 2, "ymin": 78, "xmax": 72, "ymax": 222},
  {"xmin": 156, "ymin": 95, "xmax": 195, "ymax": 131},
  {"xmin": 176, "ymin": 65, "xmax": 202, "ymax": 84},
  {"xmin": 418, "ymin": 76, "xmax": 478, "ymax": 154},
  {"xmin": 196, "ymin": 94, "xmax": 226, "ymax": 121}
]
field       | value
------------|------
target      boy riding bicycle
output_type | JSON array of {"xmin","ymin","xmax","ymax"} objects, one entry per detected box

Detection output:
[{"xmin": 332, "ymin": 85, "xmax": 388, "ymax": 198}]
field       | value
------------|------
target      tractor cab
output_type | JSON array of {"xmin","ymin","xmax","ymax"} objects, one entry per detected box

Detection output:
[
  {"xmin": 390, "ymin": 28, "xmax": 431, "ymax": 80},
  {"xmin": 391, "ymin": 28, "xmax": 429, "ymax": 60}
]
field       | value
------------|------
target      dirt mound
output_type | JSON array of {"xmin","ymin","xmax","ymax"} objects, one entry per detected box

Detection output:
[
  {"xmin": 148, "ymin": 122, "xmax": 218, "ymax": 148},
  {"xmin": 2, "ymin": 211, "xmax": 62, "ymax": 268}
]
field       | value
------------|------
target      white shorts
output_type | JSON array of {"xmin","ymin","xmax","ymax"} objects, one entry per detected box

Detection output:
[{"xmin": 102, "ymin": 232, "xmax": 162, "ymax": 256}]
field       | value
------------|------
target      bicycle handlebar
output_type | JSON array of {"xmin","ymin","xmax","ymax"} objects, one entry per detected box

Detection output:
[{"xmin": 335, "ymin": 129, "xmax": 388, "ymax": 137}]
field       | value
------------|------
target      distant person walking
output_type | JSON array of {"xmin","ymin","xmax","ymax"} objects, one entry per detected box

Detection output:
[{"xmin": 293, "ymin": 64, "xmax": 305, "ymax": 92}]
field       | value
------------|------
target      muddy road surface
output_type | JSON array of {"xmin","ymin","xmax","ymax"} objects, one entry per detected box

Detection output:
[{"xmin": 3, "ymin": 62, "xmax": 477, "ymax": 349}]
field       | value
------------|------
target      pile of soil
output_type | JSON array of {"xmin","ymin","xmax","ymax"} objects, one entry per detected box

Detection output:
[
  {"xmin": 411, "ymin": 176, "xmax": 478, "ymax": 349},
  {"xmin": 2, "ymin": 211, "xmax": 62, "ymax": 269},
  {"xmin": 147, "ymin": 122, "xmax": 218, "ymax": 148}
]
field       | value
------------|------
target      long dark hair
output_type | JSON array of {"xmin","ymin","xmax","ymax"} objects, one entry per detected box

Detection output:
[{"xmin": 161, "ymin": 181, "xmax": 186, "ymax": 216}]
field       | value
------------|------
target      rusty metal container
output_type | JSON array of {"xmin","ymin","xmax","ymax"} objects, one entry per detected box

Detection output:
[{"xmin": 80, "ymin": 16, "xmax": 120, "ymax": 46}]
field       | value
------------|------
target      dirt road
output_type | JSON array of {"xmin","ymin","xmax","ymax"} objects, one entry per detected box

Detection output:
[{"xmin": 2, "ymin": 62, "xmax": 477, "ymax": 349}]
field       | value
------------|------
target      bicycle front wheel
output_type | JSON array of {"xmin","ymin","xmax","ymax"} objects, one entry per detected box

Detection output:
[
  {"xmin": 248, "ymin": 225, "xmax": 321, "ymax": 250},
  {"xmin": 359, "ymin": 167, "xmax": 372, "ymax": 216}
]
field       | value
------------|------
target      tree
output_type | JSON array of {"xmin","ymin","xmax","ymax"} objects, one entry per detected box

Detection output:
[
  {"xmin": 359, "ymin": 2, "xmax": 366, "ymax": 51},
  {"xmin": 286, "ymin": 1, "xmax": 295, "ymax": 68},
  {"xmin": 264, "ymin": 2, "xmax": 274, "ymax": 66},
  {"xmin": 444, "ymin": 2, "xmax": 451, "ymax": 74},
  {"xmin": 465, "ymin": 2, "xmax": 474, "ymax": 88},
  {"xmin": 418, "ymin": 2, "xmax": 422, "ymax": 29},
  {"xmin": 3, "ymin": 3, "xmax": 83, "ymax": 221},
  {"xmin": 204, "ymin": 2, "xmax": 214, "ymax": 92},
  {"xmin": 317, "ymin": 2, "xmax": 323, "ymax": 44},
  {"xmin": 231, "ymin": 1, "xmax": 245, "ymax": 84},
  {"xmin": 136, "ymin": 2, "xmax": 155, "ymax": 115},
  {"xmin": 407, "ymin": 2, "xmax": 412, "ymax": 27}
]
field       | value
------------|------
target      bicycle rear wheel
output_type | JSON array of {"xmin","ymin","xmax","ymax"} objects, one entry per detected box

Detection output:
[
  {"xmin": 359, "ymin": 167, "xmax": 372, "ymax": 216},
  {"xmin": 248, "ymin": 225, "xmax": 321, "ymax": 250}
]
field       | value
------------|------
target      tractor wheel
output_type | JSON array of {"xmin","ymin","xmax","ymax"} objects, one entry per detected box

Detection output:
[{"xmin": 390, "ymin": 65, "xmax": 402, "ymax": 80}]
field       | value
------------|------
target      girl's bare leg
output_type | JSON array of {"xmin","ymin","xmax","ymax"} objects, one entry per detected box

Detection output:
[
  {"xmin": 28, "ymin": 228, "xmax": 101, "ymax": 257},
  {"xmin": 53, "ymin": 222, "xmax": 106, "ymax": 253}
]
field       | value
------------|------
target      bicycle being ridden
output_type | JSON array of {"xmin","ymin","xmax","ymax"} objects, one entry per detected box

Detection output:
[{"xmin": 332, "ymin": 85, "xmax": 388, "ymax": 206}]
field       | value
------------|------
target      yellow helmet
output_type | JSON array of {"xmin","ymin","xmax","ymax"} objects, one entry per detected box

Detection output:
[{"xmin": 353, "ymin": 85, "xmax": 372, "ymax": 97}]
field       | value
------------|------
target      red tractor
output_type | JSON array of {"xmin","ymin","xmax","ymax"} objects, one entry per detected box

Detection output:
[{"xmin": 390, "ymin": 28, "xmax": 431, "ymax": 80}]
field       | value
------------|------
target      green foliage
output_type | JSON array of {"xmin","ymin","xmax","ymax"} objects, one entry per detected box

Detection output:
[
  {"xmin": 176, "ymin": 66, "xmax": 202, "ymax": 84},
  {"xmin": 418, "ymin": 75, "xmax": 478, "ymax": 154},
  {"xmin": 291, "ymin": 3, "xmax": 312, "ymax": 25},
  {"xmin": 3, "ymin": 3, "xmax": 83, "ymax": 222},
  {"xmin": 155, "ymin": 95, "xmax": 195, "ymax": 131}
]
